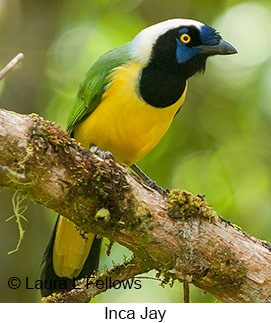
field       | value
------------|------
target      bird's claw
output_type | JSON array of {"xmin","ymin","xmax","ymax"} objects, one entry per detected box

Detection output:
[
  {"xmin": 148, "ymin": 180, "xmax": 169, "ymax": 195},
  {"xmin": 90, "ymin": 145, "xmax": 115, "ymax": 160},
  {"xmin": 130, "ymin": 164, "xmax": 169, "ymax": 195}
]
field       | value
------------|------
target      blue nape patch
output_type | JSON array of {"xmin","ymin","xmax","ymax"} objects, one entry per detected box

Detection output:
[{"xmin": 200, "ymin": 25, "xmax": 221, "ymax": 46}]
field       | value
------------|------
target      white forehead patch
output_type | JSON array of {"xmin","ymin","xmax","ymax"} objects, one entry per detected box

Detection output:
[{"xmin": 130, "ymin": 18, "xmax": 204, "ymax": 65}]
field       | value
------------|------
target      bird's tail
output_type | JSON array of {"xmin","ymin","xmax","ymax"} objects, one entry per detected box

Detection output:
[{"xmin": 40, "ymin": 216, "xmax": 101, "ymax": 297}]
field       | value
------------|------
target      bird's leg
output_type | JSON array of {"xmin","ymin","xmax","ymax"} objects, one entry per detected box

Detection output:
[
  {"xmin": 130, "ymin": 164, "xmax": 169, "ymax": 195},
  {"xmin": 90, "ymin": 145, "xmax": 114, "ymax": 160}
]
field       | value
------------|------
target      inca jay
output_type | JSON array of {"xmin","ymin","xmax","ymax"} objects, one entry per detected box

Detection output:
[{"xmin": 41, "ymin": 18, "xmax": 237, "ymax": 296}]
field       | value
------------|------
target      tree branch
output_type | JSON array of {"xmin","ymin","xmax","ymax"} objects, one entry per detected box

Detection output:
[
  {"xmin": 43, "ymin": 257, "xmax": 145, "ymax": 303},
  {"xmin": 0, "ymin": 107, "xmax": 271, "ymax": 303},
  {"xmin": 0, "ymin": 53, "xmax": 24, "ymax": 81}
]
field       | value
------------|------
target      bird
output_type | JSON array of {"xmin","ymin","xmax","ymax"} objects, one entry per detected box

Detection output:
[{"xmin": 40, "ymin": 18, "xmax": 237, "ymax": 297}]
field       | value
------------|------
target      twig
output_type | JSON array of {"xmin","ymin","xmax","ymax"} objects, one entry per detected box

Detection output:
[
  {"xmin": 42, "ymin": 258, "xmax": 146, "ymax": 303},
  {"xmin": 106, "ymin": 240, "xmax": 114, "ymax": 256},
  {"xmin": 0, "ymin": 53, "xmax": 24, "ymax": 81},
  {"xmin": 183, "ymin": 281, "xmax": 190, "ymax": 303},
  {"xmin": 6, "ymin": 191, "xmax": 28, "ymax": 255},
  {"xmin": 0, "ymin": 165, "xmax": 26, "ymax": 181}
]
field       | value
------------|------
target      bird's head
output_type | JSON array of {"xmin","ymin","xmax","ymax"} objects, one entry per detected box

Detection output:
[{"xmin": 131, "ymin": 18, "xmax": 237, "ymax": 79}]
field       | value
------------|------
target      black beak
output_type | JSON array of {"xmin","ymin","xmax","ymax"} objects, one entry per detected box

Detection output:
[{"xmin": 195, "ymin": 39, "xmax": 238, "ymax": 56}]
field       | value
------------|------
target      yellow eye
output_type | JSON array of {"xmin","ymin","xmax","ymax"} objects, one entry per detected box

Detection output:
[{"xmin": 180, "ymin": 33, "xmax": 191, "ymax": 44}]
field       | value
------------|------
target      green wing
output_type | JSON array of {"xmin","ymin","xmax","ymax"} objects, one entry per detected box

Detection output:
[{"xmin": 66, "ymin": 43, "xmax": 132, "ymax": 135}]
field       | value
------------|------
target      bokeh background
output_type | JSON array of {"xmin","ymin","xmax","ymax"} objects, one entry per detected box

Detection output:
[{"xmin": 0, "ymin": 0, "xmax": 270, "ymax": 302}]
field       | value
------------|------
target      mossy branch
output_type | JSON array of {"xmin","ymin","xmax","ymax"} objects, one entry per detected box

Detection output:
[{"xmin": 0, "ymin": 107, "xmax": 271, "ymax": 303}]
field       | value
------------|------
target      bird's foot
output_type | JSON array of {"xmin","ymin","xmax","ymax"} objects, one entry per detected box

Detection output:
[
  {"xmin": 147, "ymin": 179, "xmax": 169, "ymax": 195},
  {"xmin": 90, "ymin": 145, "xmax": 114, "ymax": 160},
  {"xmin": 130, "ymin": 164, "xmax": 169, "ymax": 195}
]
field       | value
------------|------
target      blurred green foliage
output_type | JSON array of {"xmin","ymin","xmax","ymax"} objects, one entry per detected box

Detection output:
[{"xmin": 0, "ymin": 0, "xmax": 270, "ymax": 303}]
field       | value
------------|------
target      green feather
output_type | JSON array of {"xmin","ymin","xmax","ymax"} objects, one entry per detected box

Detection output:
[{"xmin": 66, "ymin": 42, "xmax": 132, "ymax": 135}]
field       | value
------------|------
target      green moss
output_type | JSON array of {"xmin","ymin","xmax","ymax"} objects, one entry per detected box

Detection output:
[
  {"xmin": 231, "ymin": 223, "xmax": 245, "ymax": 232},
  {"xmin": 95, "ymin": 208, "xmax": 110, "ymax": 222},
  {"xmin": 158, "ymin": 265, "xmax": 178, "ymax": 287},
  {"xmin": 125, "ymin": 206, "xmax": 154, "ymax": 234},
  {"xmin": 134, "ymin": 246, "xmax": 157, "ymax": 271},
  {"xmin": 128, "ymin": 216, "xmax": 142, "ymax": 229},
  {"xmin": 168, "ymin": 189, "xmax": 218, "ymax": 221},
  {"xmin": 16, "ymin": 143, "xmax": 34, "ymax": 171},
  {"xmin": 261, "ymin": 240, "xmax": 271, "ymax": 252},
  {"xmin": 207, "ymin": 245, "xmax": 247, "ymax": 293},
  {"xmin": 6, "ymin": 191, "xmax": 28, "ymax": 254}
]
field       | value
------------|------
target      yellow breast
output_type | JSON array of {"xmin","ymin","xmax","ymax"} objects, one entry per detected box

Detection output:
[{"xmin": 74, "ymin": 62, "xmax": 187, "ymax": 165}]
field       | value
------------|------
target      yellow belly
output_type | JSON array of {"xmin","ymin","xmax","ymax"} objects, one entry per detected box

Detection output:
[{"xmin": 74, "ymin": 62, "xmax": 187, "ymax": 165}]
